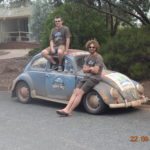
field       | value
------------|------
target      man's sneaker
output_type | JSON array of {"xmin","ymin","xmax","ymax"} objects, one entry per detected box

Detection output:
[
  {"xmin": 58, "ymin": 65, "xmax": 63, "ymax": 72},
  {"xmin": 51, "ymin": 64, "xmax": 58, "ymax": 70}
]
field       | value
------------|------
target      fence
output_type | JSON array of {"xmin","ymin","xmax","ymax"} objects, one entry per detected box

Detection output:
[{"xmin": 6, "ymin": 31, "xmax": 31, "ymax": 42}]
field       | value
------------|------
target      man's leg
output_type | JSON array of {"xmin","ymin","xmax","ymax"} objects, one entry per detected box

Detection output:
[
  {"xmin": 56, "ymin": 79, "xmax": 85, "ymax": 114},
  {"xmin": 56, "ymin": 79, "xmax": 98, "ymax": 116},
  {"xmin": 66, "ymin": 89, "xmax": 85, "ymax": 113},
  {"xmin": 67, "ymin": 79, "xmax": 97, "ymax": 113},
  {"xmin": 57, "ymin": 45, "xmax": 65, "ymax": 65},
  {"xmin": 57, "ymin": 45, "xmax": 65, "ymax": 71},
  {"xmin": 57, "ymin": 88, "xmax": 84, "ymax": 114},
  {"xmin": 41, "ymin": 47, "xmax": 56, "ymax": 64},
  {"xmin": 61, "ymin": 88, "xmax": 81, "ymax": 113}
]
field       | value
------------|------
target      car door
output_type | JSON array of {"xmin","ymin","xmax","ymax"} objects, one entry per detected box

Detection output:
[
  {"xmin": 29, "ymin": 57, "xmax": 48, "ymax": 97},
  {"xmin": 45, "ymin": 58, "xmax": 76, "ymax": 100}
]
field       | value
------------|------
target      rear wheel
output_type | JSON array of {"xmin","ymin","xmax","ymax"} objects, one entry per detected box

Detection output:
[
  {"xmin": 83, "ymin": 90, "xmax": 107, "ymax": 114},
  {"xmin": 15, "ymin": 81, "xmax": 31, "ymax": 103}
]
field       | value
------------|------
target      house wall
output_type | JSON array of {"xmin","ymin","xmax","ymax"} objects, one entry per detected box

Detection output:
[
  {"xmin": 0, "ymin": 6, "xmax": 33, "ymax": 43},
  {"xmin": 0, "ymin": 20, "xmax": 8, "ymax": 43}
]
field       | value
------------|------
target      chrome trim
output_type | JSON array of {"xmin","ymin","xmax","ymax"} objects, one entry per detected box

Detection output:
[{"xmin": 109, "ymin": 97, "xmax": 148, "ymax": 108}]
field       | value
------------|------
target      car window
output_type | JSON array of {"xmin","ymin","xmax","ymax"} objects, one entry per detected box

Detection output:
[
  {"xmin": 31, "ymin": 57, "xmax": 47, "ymax": 69},
  {"xmin": 63, "ymin": 58, "xmax": 74, "ymax": 73},
  {"xmin": 76, "ymin": 56, "xmax": 86, "ymax": 70}
]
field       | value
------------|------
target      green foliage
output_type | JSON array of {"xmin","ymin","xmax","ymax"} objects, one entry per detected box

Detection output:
[
  {"xmin": 0, "ymin": 0, "xmax": 31, "ymax": 8},
  {"xmin": 102, "ymin": 25, "xmax": 150, "ymax": 80},
  {"xmin": 129, "ymin": 63, "xmax": 149, "ymax": 80},
  {"xmin": 30, "ymin": 0, "xmax": 53, "ymax": 41},
  {"xmin": 40, "ymin": 2, "xmax": 109, "ymax": 49},
  {"xmin": 31, "ymin": 1, "xmax": 150, "ymax": 81},
  {"xmin": 70, "ymin": 0, "xmax": 150, "ymax": 26}
]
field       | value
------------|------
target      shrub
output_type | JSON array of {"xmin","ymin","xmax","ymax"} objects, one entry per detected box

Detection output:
[
  {"xmin": 40, "ymin": 2, "xmax": 108, "ymax": 50},
  {"xmin": 102, "ymin": 25, "xmax": 150, "ymax": 80}
]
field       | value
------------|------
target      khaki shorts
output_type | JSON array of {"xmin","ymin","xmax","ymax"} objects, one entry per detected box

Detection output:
[
  {"xmin": 45, "ymin": 45, "xmax": 66, "ymax": 55},
  {"xmin": 77, "ymin": 77, "xmax": 99, "ymax": 93}
]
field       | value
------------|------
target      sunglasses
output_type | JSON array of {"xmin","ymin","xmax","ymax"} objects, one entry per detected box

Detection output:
[
  {"xmin": 89, "ymin": 46, "xmax": 96, "ymax": 49},
  {"xmin": 55, "ymin": 20, "xmax": 61, "ymax": 22}
]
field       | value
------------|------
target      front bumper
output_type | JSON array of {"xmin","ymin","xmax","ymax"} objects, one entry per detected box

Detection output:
[{"xmin": 109, "ymin": 97, "xmax": 149, "ymax": 108}]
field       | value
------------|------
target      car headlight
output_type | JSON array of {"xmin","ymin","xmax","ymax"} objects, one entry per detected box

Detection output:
[
  {"xmin": 136, "ymin": 84, "xmax": 144, "ymax": 95},
  {"xmin": 110, "ymin": 88, "xmax": 119, "ymax": 99}
]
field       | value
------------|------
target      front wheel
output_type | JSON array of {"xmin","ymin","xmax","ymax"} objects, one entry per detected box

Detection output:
[
  {"xmin": 83, "ymin": 90, "xmax": 108, "ymax": 114},
  {"xmin": 15, "ymin": 81, "xmax": 31, "ymax": 104}
]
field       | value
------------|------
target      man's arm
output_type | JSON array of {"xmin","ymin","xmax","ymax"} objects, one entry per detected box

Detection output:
[
  {"xmin": 83, "ymin": 65, "xmax": 91, "ymax": 73},
  {"xmin": 64, "ymin": 26, "xmax": 71, "ymax": 53},
  {"xmin": 89, "ymin": 66, "xmax": 101, "ymax": 74},
  {"xmin": 65, "ymin": 37, "xmax": 70, "ymax": 52},
  {"xmin": 50, "ymin": 40, "xmax": 54, "ymax": 51},
  {"xmin": 83, "ymin": 65, "xmax": 101, "ymax": 74}
]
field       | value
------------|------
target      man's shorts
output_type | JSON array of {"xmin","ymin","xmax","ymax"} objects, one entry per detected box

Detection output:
[
  {"xmin": 46, "ymin": 45, "xmax": 66, "ymax": 55},
  {"xmin": 52, "ymin": 47, "xmax": 58, "ymax": 55},
  {"xmin": 76, "ymin": 77, "xmax": 99, "ymax": 93}
]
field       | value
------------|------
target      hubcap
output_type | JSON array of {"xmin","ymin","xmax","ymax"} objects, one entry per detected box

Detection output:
[
  {"xmin": 18, "ymin": 87, "xmax": 29, "ymax": 102},
  {"xmin": 88, "ymin": 95, "xmax": 100, "ymax": 108}
]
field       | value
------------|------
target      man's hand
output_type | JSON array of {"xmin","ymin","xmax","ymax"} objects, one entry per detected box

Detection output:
[
  {"xmin": 90, "ymin": 66, "xmax": 100, "ymax": 74},
  {"xmin": 83, "ymin": 65, "xmax": 91, "ymax": 73},
  {"xmin": 83, "ymin": 65, "xmax": 100, "ymax": 74}
]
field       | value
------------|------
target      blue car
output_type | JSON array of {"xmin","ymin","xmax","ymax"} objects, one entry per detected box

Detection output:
[{"xmin": 11, "ymin": 49, "xmax": 149, "ymax": 114}]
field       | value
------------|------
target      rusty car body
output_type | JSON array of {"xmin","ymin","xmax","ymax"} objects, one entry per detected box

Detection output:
[{"xmin": 11, "ymin": 49, "xmax": 149, "ymax": 114}]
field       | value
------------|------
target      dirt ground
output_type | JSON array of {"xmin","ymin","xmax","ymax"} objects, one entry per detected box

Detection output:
[
  {"xmin": 0, "ymin": 56, "xmax": 150, "ymax": 100},
  {"xmin": 0, "ymin": 57, "xmax": 30, "ymax": 90}
]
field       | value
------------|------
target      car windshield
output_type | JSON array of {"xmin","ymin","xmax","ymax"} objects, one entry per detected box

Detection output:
[{"xmin": 31, "ymin": 57, "xmax": 47, "ymax": 69}]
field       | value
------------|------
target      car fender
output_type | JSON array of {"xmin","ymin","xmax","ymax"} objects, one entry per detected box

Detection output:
[
  {"xmin": 93, "ymin": 81, "xmax": 114, "ymax": 105},
  {"xmin": 11, "ymin": 73, "xmax": 34, "ymax": 97},
  {"xmin": 93, "ymin": 74, "xmax": 131, "ymax": 106}
]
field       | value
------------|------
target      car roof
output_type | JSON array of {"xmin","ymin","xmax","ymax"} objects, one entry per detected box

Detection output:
[
  {"xmin": 67, "ymin": 49, "xmax": 89, "ymax": 56},
  {"xmin": 33, "ymin": 49, "xmax": 89, "ymax": 59}
]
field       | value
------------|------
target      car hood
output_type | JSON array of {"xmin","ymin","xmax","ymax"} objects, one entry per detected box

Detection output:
[
  {"xmin": 101, "ymin": 70, "xmax": 135, "ymax": 91},
  {"xmin": 77, "ymin": 69, "xmax": 135, "ymax": 90},
  {"xmin": 101, "ymin": 70, "xmax": 140, "ymax": 101},
  {"xmin": 77, "ymin": 69, "xmax": 136, "ymax": 91}
]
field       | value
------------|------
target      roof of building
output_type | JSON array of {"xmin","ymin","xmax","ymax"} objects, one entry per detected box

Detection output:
[{"xmin": 0, "ymin": 6, "xmax": 32, "ymax": 19}]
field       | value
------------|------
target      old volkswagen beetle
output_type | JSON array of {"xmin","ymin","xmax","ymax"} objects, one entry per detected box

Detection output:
[{"xmin": 11, "ymin": 49, "xmax": 149, "ymax": 114}]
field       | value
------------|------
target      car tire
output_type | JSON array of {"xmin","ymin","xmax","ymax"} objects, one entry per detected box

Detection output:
[
  {"xmin": 83, "ymin": 90, "xmax": 107, "ymax": 114},
  {"xmin": 16, "ymin": 81, "xmax": 31, "ymax": 104}
]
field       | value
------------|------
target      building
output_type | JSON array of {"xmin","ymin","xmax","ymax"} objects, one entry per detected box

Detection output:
[{"xmin": 0, "ymin": 2, "xmax": 39, "ymax": 49}]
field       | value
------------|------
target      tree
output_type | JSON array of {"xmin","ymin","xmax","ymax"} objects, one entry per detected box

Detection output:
[
  {"xmin": 102, "ymin": 25, "xmax": 150, "ymax": 80},
  {"xmin": 63, "ymin": 0, "xmax": 150, "ymax": 36},
  {"xmin": 41, "ymin": 2, "xmax": 108, "ymax": 49},
  {"xmin": 67, "ymin": 0, "xmax": 150, "ymax": 25},
  {"xmin": 29, "ymin": 0, "xmax": 53, "ymax": 41},
  {"xmin": 0, "ymin": 0, "xmax": 31, "ymax": 8}
]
